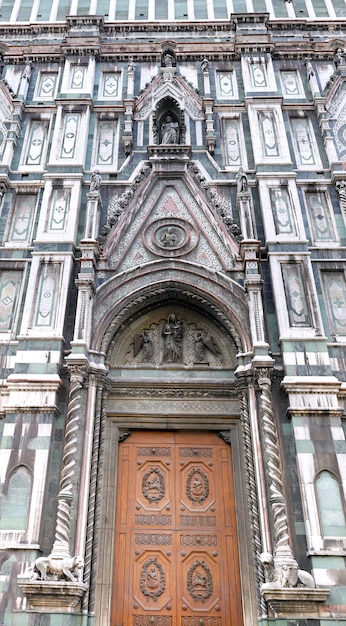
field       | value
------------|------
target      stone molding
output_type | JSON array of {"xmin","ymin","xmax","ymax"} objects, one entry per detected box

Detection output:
[
  {"xmin": 18, "ymin": 581, "xmax": 87, "ymax": 613},
  {"xmin": 261, "ymin": 587, "xmax": 330, "ymax": 618},
  {"xmin": 282, "ymin": 376, "xmax": 343, "ymax": 415}
]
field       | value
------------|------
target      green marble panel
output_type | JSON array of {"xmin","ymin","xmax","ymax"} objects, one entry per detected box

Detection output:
[
  {"xmin": 175, "ymin": 0, "xmax": 188, "ymax": 19},
  {"xmin": 17, "ymin": 0, "xmax": 32, "ymax": 20},
  {"xmin": 333, "ymin": 0, "xmax": 346, "ymax": 16},
  {"xmin": 311, "ymin": 555, "xmax": 345, "ymax": 568},
  {"xmin": 57, "ymin": 0, "xmax": 72, "ymax": 20},
  {"xmin": 135, "ymin": 0, "xmax": 148, "ymax": 19},
  {"xmin": 271, "ymin": 0, "xmax": 288, "ymax": 17},
  {"xmin": 156, "ymin": 0, "xmax": 168, "ymax": 19},
  {"xmin": 194, "ymin": 0, "xmax": 208, "ymax": 18},
  {"xmin": 0, "ymin": 0, "xmax": 13, "ymax": 21},
  {"xmin": 37, "ymin": 0, "xmax": 52, "ymax": 20},
  {"xmin": 295, "ymin": 440, "xmax": 315, "ymax": 453},
  {"xmin": 213, "ymin": 0, "xmax": 228, "ymax": 18},
  {"xmin": 77, "ymin": 0, "xmax": 91, "ymax": 13}
]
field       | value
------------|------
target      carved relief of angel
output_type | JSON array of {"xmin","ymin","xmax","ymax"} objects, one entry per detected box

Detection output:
[
  {"xmin": 194, "ymin": 331, "xmax": 220, "ymax": 362},
  {"xmin": 134, "ymin": 330, "xmax": 153, "ymax": 362}
]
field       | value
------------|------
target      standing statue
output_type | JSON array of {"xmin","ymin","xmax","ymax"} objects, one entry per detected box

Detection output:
[
  {"xmin": 161, "ymin": 116, "xmax": 180, "ymax": 144},
  {"xmin": 305, "ymin": 60, "xmax": 314, "ymax": 81},
  {"xmin": 162, "ymin": 314, "xmax": 183, "ymax": 363},
  {"xmin": 163, "ymin": 53, "xmax": 174, "ymax": 67},
  {"xmin": 334, "ymin": 48, "xmax": 345, "ymax": 68},
  {"xmin": 22, "ymin": 63, "xmax": 32, "ymax": 81},
  {"xmin": 201, "ymin": 59, "xmax": 209, "ymax": 73},
  {"xmin": 236, "ymin": 167, "xmax": 248, "ymax": 194},
  {"xmin": 90, "ymin": 169, "xmax": 102, "ymax": 192},
  {"xmin": 336, "ymin": 181, "xmax": 346, "ymax": 215}
]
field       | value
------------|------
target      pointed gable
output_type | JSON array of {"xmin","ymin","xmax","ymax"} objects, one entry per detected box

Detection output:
[{"xmin": 102, "ymin": 165, "xmax": 239, "ymax": 275}]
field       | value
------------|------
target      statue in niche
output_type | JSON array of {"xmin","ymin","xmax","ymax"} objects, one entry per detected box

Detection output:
[
  {"xmin": 162, "ymin": 314, "xmax": 183, "ymax": 363},
  {"xmin": 194, "ymin": 331, "xmax": 220, "ymax": 362},
  {"xmin": 22, "ymin": 62, "xmax": 32, "ymax": 81},
  {"xmin": 134, "ymin": 330, "xmax": 153, "ymax": 362},
  {"xmin": 201, "ymin": 58, "xmax": 209, "ymax": 73},
  {"xmin": 90, "ymin": 169, "xmax": 102, "ymax": 192},
  {"xmin": 334, "ymin": 48, "xmax": 345, "ymax": 68},
  {"xmin": 163, "ymin": 52, "xmax": 175, "ymax": 67},
  {"xmin": 161, "ymin": 116, "xmax": 180, "ymax": 144},
  {"xmin": 305, "ymin": 60, "xmax": 315, "ymax": 82},
  {"xmin": 336, "ymin": 180, "xmax": 346, "ymax": 214},
  {"xmin": 236, "ymin": 167, "xmax": 248, "ymax": 194}
]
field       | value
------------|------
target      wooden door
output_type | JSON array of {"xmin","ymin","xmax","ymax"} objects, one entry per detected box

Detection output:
[{"xmin": 112, "ymin": 431, "xmax": 243, "ymax": 626}]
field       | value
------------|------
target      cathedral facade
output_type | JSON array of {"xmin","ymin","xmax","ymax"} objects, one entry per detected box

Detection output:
[{"xmin": 0, "ymin": 2, "xmax": 346, "ymax": 625}]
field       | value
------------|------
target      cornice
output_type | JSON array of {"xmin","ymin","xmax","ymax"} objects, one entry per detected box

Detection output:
[
  {"xmin": 0, "ymin": 20, "xmax": 344, "ymax": 64},
  {"xmin": 0, "ymin": 18, "xmax": 344, "ymax": 41}
]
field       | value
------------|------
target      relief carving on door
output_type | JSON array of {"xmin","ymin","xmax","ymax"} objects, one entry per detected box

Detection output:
[
  {"xmin": 187, "ymin": 560, "xmax": 213, "ymax": 602},
  {"xmin": 142, "ymin": 467, "xmax": 165, "ymax": 503},
  {"xmin": 186, "ymin": 468, "xmax": 209, "ymax": 504},
  {"xmin": 140, "ymin": 557, "xmax": 166, "ymax": 601}
]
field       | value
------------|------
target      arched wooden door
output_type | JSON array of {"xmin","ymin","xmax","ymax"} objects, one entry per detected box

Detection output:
[{"xmin": 112, "ymin": 431, "xmax": 243, "ymax": 626}]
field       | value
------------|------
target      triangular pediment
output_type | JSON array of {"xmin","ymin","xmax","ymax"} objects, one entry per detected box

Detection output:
[
  {"xmin": 102, "ymin": 168, "xmax": 239, "ymax": 275},
  {"xmin": 134, "ymin": 71, "xmax": 204, "ymax": 122}
]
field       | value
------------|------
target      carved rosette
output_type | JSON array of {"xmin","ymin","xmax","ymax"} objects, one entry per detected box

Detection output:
[
  {"xmin": 187, "ymin": 560, "xmax": 213, "ymax": 602},
  {"xmin": 186, "ymin": 468, "xmax": 209, "ymax": 503},
  {"xmin": 142, "ymin": 467, "xmax": 165, "ymax": 503},
  {"xmin": 140, "ymin": 558, "xmax": 166, "ymax": 601}
]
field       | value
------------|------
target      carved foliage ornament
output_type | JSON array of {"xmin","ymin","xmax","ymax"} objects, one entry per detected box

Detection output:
[
  {"xmin": 140, "ymin": 557, "xmax": 166, "ymax": 601},
  {"xmin": 142, "ymin": 467, "xmax": 165, "ymax": 503},
  {"xmin": 187, "ymin": 560, "xmax": 213, "ymax": 602}
]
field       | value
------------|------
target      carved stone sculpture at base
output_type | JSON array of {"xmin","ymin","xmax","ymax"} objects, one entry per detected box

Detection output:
[
  {"xmin": 260, "ymin": 552, "xmax": 315, "ymax": 590},
  {"xmin": 31, "ymin": 555, "xmax": 84, "ymax": 583}
]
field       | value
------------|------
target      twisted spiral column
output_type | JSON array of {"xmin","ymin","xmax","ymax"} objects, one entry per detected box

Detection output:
[
  {"xmin": 50, "ymin": 368, "xmax": 84, "ymax": 559},
  {"xmin": 88, "ymin": 403, "xmax": 106, "ymax": 612},
  {"xmin": 257, "ymin": 371, "xmax": 294, "ymax": 566},
  {"xmin": 239, "ymin": 387, "xmax": 267, "ymax": 616},
  {"xmin": 82, "ymin": 379, "xmax": 104, "ymax": 611}
]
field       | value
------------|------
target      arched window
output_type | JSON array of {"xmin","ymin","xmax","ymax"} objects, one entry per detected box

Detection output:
[
  {"xmin": 315, "ymin": 470, "xmax": 346, "ymax": 537},
  {"xmin": 0, "ymin": 466, "xmax": 31, "ymax": 531}
]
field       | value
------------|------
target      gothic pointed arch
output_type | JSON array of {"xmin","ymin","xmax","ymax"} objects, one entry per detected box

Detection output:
[{"xmin": 92, "ymin": 269, "xmax": 250, "ymax": 359}]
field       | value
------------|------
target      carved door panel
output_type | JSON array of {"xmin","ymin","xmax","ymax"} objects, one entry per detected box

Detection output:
[{"xmin": 112, "ymin": 431, "xmax": 243, "ymax": 626}]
